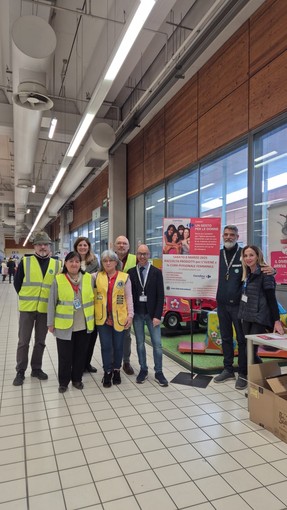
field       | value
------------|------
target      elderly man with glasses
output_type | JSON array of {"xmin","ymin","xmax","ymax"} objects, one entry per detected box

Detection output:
[{"xmin": 128, "ymin": 244, "xmax": 168, "ymax": 386}]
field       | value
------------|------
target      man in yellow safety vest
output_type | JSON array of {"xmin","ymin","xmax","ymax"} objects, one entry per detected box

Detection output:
[{"xmin": 13, "ymin": 231, "xmax": 61, "ymax": 386}]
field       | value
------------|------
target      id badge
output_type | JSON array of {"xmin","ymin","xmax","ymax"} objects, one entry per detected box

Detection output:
[
  {"xmin": 241, "ymin": 294, "xmax": 248, "ymax": 303},
  {"xmin": 139, "ymin": 295, "xmax": 147, "ymax": 302},
  {"xmin": 73, "ymin": 298, "xmax": 81, "ymax": 309}
]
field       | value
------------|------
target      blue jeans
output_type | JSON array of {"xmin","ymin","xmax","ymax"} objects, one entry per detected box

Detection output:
[
  {"xmin": 97, "ymin": 324, "xmax": 124, "ymax": 372},
  {"xmin": 133, "ymin": 313, "xmax": 163, "ymax": 373}
]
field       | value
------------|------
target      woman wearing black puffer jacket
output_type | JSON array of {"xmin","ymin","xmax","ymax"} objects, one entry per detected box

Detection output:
[{"xmin": 238, "ymin": 244, "xmax": 284, "ymax": 345}]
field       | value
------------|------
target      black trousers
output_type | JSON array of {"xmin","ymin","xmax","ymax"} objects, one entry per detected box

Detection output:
[
  {"xmin": 217, "ymin": 303, "xmax": 247, "ymax": 376},
  {"xmin": 56, "ymin": 330, "xmax": 89, "ymax": 387},
  {"xmin": 85, "ymin": 327, "xmax": 97, "ymax": 368}
]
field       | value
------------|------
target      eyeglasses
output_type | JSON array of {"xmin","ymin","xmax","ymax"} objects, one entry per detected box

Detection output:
[{"xmin": 137, "ymin": 252, "xmax": 149, "ymax": 257}]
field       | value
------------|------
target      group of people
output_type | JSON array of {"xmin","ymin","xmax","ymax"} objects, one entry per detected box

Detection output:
[
  {"xmin": 12, "ymin": 232, "xmax": 168, "ymax": 392},
  {"xmin": 163, "ymin": 224, "xmax": 190, "ymax": 254},
  {"xmin": 1, "ymin": 257, "xmax": 16, "ymax": 283},
  {"xmin": 11, "ymin": 223, "xmax": 284, "ymax": 394}
]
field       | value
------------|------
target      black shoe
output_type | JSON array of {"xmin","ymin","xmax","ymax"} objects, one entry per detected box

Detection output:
[
  {"xmin": 136, "ymin": 369, "xmax": 148, "ymax": 384},
  {"xmin": 113, "ymin": 370, "xmax": 121, "ymax": 385},
  {"xmin": 155, "ymin": 371, "xmax": 169, "ymax": 387},
  {"xmin": 86, "ymin": 364, "xmax": 97, "ymax": 373},
  {"xmin": 13, "ymin": 371, "xmax": 25, "ymax": 386},
  {"xmin": 58, "ymin": 386, "xmax": 67, "ymax": 393},
  {"xmin": 102, "ymin": 371, "xmax": 112, "ymax": 388},
  {"xmin": 31, "ymin": 369, "xmax": 48, "ymax": 380},
  {"xmin": 235, "ymin": 375, "xmax": 248, "ymax": 390},
  {"xmin": 123, "ymin": 362, "xmax": 134, "ymax": 375},
  {"xmin": 72, "ymin": 381, "xmax": 84, "ymax": 390}
]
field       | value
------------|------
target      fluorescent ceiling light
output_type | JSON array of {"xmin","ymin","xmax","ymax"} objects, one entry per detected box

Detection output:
[
  {"xmin": 168, "ymin": 183, "xmax": 214, "ymax": 202},
  {"xmin": 67, "ymin": 113, "xmax": 94, "ymax": 157},
  {"xmin": 146, "ymin": 205, "xmax": 155, "ymax": 210},
  {"xmin": 31, "ymin": 184, "xmax": 36, "ymax": 193},
  {"xmin": 234, "ymin": 168, "xmax": 247, "ymax": 175},
  {"xmin": 23, "ymin": 197, "xmax": 51, "ymax": 246},
  {"xmin": 48, "ymin": 118, "xmax": 57, "ymax": 139},
  {"xmin": 157, "ymin": 197, "xmax": 165, "ymax": 202},
  {"xmin": 255, "ymin": 152, "xmax": 287, "ymax": 168},
  {"xmin": 105, "ymin": 0, "xmax": 156, "ymax": 81},
  {"xmin": 26, "ymin": 208, "xmax": 30, "ymax": 214},
  {"xmin": 254, "ymin": 151, "xmax": 277, "ymax": 162},
  {"xmin": 48, "ymin": 166, "xmax": 68, "ymax": 195}
]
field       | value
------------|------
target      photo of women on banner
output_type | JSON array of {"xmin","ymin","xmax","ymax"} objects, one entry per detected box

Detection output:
[{"xmin": 162, "ymin": 217, "xmax": 221, "ymax": 299}]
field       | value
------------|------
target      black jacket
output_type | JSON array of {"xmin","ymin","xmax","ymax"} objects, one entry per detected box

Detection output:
[
  {"xmin": 238, "ymin": 265, "xmax": 279, "ymax": 328},
  {"xmin": 128, "ymin": 264, "xmax": 164, "ymax": 319}
]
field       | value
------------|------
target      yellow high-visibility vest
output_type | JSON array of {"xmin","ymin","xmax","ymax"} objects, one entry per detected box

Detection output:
[
  {"xmin": 54, "ymin": 273, "xmax": 94, "ymax": 332},
  {"xmin": 95, "ymin": 271, "xmax": 128, "ymax": 331},
  {"xmin": 19, "ymin": 256, "xmax": 61, "ymax": 313}
]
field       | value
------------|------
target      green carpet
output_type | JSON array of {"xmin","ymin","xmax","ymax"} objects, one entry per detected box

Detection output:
[{"xmin": 140, "ymin": 327, "xmax": 287, "ymax": 375}]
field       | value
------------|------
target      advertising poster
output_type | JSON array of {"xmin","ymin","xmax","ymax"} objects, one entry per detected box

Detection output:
[
  {"xmin": 162, "ymin": 217, "xmax": 221, "ymax": 298},
  {"xmin": 269, "ymin": 202, "xmax": 287, "ymax": 284}
]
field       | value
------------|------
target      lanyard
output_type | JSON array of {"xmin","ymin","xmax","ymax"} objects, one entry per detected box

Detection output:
[
  {"xmin": 223, "ymin": 245, "xmax": 240, "ymax": 280},
  {"xmin": 136, "ymin": 263, "xmax": 150, "ymax": 292}
]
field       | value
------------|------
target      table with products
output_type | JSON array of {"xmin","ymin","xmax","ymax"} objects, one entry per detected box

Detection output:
[{"xmin": 246, "ymin": 333, "xmax": 287, "ymax": 366}]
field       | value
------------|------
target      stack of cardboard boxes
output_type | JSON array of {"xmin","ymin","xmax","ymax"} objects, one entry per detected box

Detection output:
[{"xmin": 249, "ymin": 362, "xmax": 287, "ymax": 442}]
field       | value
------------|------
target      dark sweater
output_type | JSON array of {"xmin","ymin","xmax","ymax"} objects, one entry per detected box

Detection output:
[{"xmin": 216, "ymin": 244, "xmax": 243, "ymax": 306}]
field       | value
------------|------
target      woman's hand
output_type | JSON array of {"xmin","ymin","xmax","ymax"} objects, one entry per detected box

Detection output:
[
  {"xmin": 48, "ymin": 326, "xmax": 54, "ymax": 333},
  {"xmin": 274, "ymin": 320, "xmax": 285, "ymax": 335},
  {"xmin": 124, "ymin": 317, "xmax": 133, "ymax": 329}
]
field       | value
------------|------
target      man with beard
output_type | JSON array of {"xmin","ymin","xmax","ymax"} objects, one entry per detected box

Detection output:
[
  {"xmin": 13, "ymin": 231, "xmax": 61, "ymax": 386},
  {"xmin": 114, "ymin": 235, "xmax": 136, "ymax": 375},
  {"xmin": 214, "ymin": 225, "xmax": 274, "ymax": 390}
]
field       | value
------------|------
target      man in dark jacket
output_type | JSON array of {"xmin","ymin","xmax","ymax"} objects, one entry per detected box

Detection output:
[
  {"xmin": 214, "ymin": 225, "xmax": 274, "ymax": 390},
  {"xmin": 128, "ymin": 244, "xmax": 168, "ymax": 386}
]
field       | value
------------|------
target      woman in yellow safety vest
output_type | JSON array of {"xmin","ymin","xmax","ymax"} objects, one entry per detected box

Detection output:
[
  {"xmin": 48, "ymin": 251, "xmax": 94, "ymax": 393},
  {"xmin": 94, "ymin": 250, "xmax": 134, "ymax": 388}
]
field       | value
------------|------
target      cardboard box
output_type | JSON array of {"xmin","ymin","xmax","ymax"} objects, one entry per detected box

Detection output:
[{"xmin": 248, "ymin": 361, "xmax": 287, "ymax": 442}]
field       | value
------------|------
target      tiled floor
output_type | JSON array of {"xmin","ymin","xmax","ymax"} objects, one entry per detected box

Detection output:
[{"xmin": 1, "ymin": 283, "xmax": 287, "ymax": 509}]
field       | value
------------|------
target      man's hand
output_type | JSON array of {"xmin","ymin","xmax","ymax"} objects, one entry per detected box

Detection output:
[
  {"xmin": 152, "ymin": 318, "xmax": 161, "ymax": 327},
  {"xmin": 261, "ymin": 265, "xmax": 276, "ymax": 276},
  {"xmin": 48, "ymin": 326, "xmax": 54, "ymax": 333}
]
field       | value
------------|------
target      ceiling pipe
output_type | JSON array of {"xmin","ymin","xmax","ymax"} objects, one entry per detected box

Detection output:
[
  {"xmin": 11, "ymin": 15, "xmax": 56, "ymax": 240},
  {"xmin": 36, "ymin": 123, "xmax": 115, "ymax": 230}
]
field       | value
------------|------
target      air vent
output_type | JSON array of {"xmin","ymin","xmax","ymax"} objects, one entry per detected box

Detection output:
[
  {"xmin": 85, "ymin": 158, "xmax": 104, "ymax": 168},
  {"xmin": 13, "ymin": 82, "xmax": 53, "ymax": 111}
]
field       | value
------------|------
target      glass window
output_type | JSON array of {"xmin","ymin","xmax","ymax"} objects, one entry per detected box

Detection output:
[
  {"xmin": 200, "ymin": 144, "xmax": 248, "ymax": 245},
  {"xmin": 145, "ymin": 185, "xmax": 165, "ymax": 258},
  {"xmin": 167, "ymin": 169, "xmax": 198, "ymax": 218},
  {"xmin": 253, "ymin": 122, "xmax": 287, "ymax": 257}
]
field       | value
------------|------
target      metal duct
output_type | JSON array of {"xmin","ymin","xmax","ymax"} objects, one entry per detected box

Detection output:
[
  {"xmin": 11, "ymin": 15, "xmax": 56, "ymax": 239},
  {"xmin": 37, "ymin": 123, "xmax": 115, "ymax": 229}
]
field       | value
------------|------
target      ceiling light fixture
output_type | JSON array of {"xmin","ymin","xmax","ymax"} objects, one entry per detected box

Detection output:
[
  {"xmin": 23, "ymin": 197, "xmax": 51, "ymax": 246},
  {"xmin": 105, "ymin": 0, "xmax": 156, "ymax": 81},
  {"xmin": 48, "ymin": 117, "xmax": 57, "ymax": 139},
  {"xmin": 48, "ymin": 166, "xmax": 68, "ymax": 195},
  {"xmin": 31, "ymin": 184, "xmax": 36, "ymax": 193}
]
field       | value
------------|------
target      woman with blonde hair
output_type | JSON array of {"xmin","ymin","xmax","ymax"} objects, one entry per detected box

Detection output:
[{"xmin": 238, "ymin": 245, "xmax": 284, "ymax": 381}]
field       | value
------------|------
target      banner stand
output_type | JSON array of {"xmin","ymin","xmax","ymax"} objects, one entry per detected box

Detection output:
[{"xmin": 171, "ymin": 303, "xmax": 212, "ymax": 388}]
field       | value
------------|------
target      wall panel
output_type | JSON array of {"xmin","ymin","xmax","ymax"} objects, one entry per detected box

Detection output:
[
  {"xmin": 164, "ymin": 77, "xmax": 197, "ymax": 144},
  {"xmin": 198, "ymin": 24, "xmax": 249, "ymax": 117},
  {"xmin": 127, "ymin": 131, "xmax": 144, "ymax": 170},
  {"xmin": 249, "ymin": 50, "xmax": 287, "ymax": 129},
  {"xmin": 144, "ymin": 112, "xmax": 164, "ymax": 159},
  {"xmin": 144, "ymin": 149, "xmax": 164, "ymax": 189},
  {"xmin": 128, "ymin": 162, "xmax": 144, "ymax": 198},
  {"xmin": 165, "ymin": 122, "xmax": 197, "ymax": 178},
  {"xmin": 250, "ymin": 0, "xmax": 287, "ymax": 74},
  {"xmin": 198, "ymin": 83, "xmax": 249, "ymax": 159}
]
